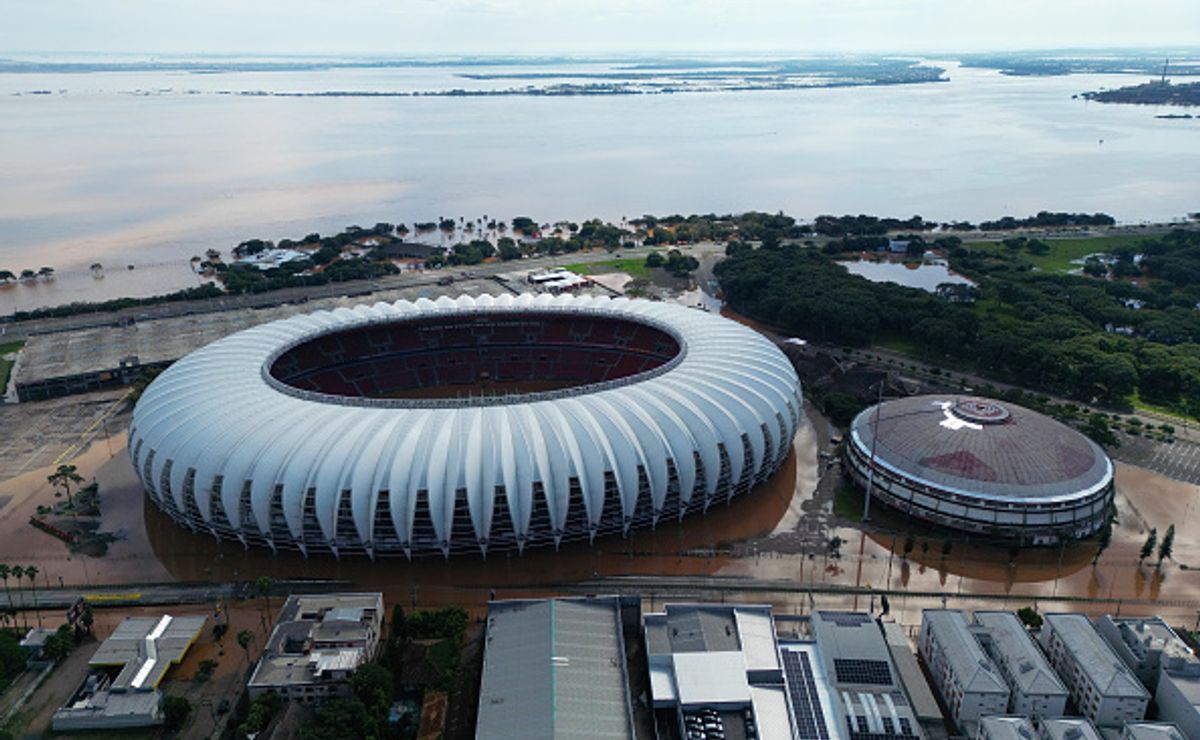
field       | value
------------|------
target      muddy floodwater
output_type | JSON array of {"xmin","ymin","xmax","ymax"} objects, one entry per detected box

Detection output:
[{"xmin": 3, "ymin": 403, "xmax": 1200, "ymax": 622}]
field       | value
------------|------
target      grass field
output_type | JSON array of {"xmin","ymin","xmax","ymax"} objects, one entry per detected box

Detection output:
[
  {"xmin": 0, "ymin": 340, "xmax": 24, "ymax": 392},
  {"xmin": 563, "ymin": 258, "xmax": 651, "ymax": 280},
  {"xmin": 832, "ymin": 485, "xmax": 865, "ymax": 522},
  {"xmin": 967, "ymin": 234, "xmax": 1146, "ymax": 273}
]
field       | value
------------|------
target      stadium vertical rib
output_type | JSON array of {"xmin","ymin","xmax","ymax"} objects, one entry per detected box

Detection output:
[{"xmin": 130, "ymin": 293, "xmax": 802, "ymax": 558}]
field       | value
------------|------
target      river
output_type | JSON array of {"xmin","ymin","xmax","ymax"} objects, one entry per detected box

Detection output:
[{"xmin": 1, "ymin": 58, "xmax": 1197, "ymax": 313}]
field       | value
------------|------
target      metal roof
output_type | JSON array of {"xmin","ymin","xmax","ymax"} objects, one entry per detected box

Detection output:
[
  {"xmin": 973, "ymin": 611, "xmax": 1066, "ymax": 697},
  {"xmin": 129, "ymin": 293, "xmax": 801, "ymax": 557},
  {"xmin": 978, "ymin": 716, "xmax": 1035, "ymax": 740},
  {"xmin": 849, "ymin": 396, "xmax": 1112, "ymax": 504},
  {"xmin": 477, "ymin": 597, "xmax": 634, "ymax": 740},
  {"xmin": 1041, "ymin": 718, "xmax": 1103, "ymax": 740},
  {"xmin": 1043, "ymin": 613, "xmax": 1149, "ymax": 700},
  {"xmin": 90, "ymin": 615, "xmax": 207, "ymax": 691},
  {"xmin": 922, "ymin": 610, "xmax": 1008, "ymax": 696}
]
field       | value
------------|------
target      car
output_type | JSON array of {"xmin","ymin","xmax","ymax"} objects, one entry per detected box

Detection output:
[{"xmin": 216, "ymin": 699, "xmax": 230, "ymax": 714}]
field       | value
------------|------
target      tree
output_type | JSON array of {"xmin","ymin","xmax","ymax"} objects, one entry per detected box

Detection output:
[
  {"xmin": 0, "ymin": 565, "xmax": 10, "ymax": 613},
  {"xmin": 0, "ymin": 270, "xmax": 14, "ymax": 283},
  {"xmin": 163, "ymin": 695, "xmax": 191, "ymax": 731},
  {"xmin": 1093, "ymin": 519, "xmax": 1113, "ymax": 564},
  {"xmin": 42, "ymin": 624, "xmax": 75, "ymax": 662},
  {"xmin": 236, "ymin": 629, "xmax": 254, "ymax": 664},
  {"xmin": 1140, "ymin": 528, "xmax": 1158, "ymax": 565},
  {"xmin": 47, "ymin": 464, "xmax": 84, "ymax": 513},
  {"xmin": 903, "ymin": 533, "xmax": 916, "ymax": 558},
  {"xmin": 37, "ymin": 266, "xmax": 54, "ymax": 279},
  {"xmin": 256, "ymin": 576, "xmax": 275, "ymax": 635},
  {"xmin": 24, "ymin": 566, "xmax": 39, "ymax": 628},
  {"xmin": 1158, "ymin": 524, "xmax": 1176, "ymax": 568},
  {"xmin": 644, "ymin": 252, "xmax": 666, "ymax": 268},
  {"xmin": 10, "ymin": 566, "xmax": 24, "ymax": 630},
  {"xmin": 1016, "ymin": 606, "xmax": 1043, "ymax": 630}
]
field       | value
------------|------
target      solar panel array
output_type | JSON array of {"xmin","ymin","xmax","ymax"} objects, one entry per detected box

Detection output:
[
  {"xmin": 833, "ymin": 658, "xmax": 893, "ymax": 686},
  {"xmin": 783, "ymin": 651, "xmax": 830, "ymax": 740},
  {"xmin": 818, "ymin": 612, "xmax": 872, "ymax": 628}
]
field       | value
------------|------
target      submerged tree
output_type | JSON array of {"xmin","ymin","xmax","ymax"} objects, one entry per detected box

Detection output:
[
  {"xmin": 1158, "ymin": 525, "xmax": 1176, "ymax": 568},
  {"xmin": 1140, "ymin": 528, "xmax": 1158, "ymax": 565}
]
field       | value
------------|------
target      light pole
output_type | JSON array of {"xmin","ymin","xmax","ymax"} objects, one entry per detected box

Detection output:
[{"xmin": 862, "ymin": 379, "xmax": 885, "ymax": 522}]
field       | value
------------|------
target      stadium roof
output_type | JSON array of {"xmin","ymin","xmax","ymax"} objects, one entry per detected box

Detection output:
[
  {"xmin": 477, "ymin": 597, "xmax": 634, "ymax": 740},
  {"xmin": 130, "ymin": 293, "xmax": 801, "ymax": 557},
  {"xmin": 849, "ymin": 395, "xmax": 1112, "ymax": 504}
]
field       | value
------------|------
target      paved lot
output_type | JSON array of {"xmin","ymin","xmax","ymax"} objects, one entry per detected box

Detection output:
[
  {"xmin": 1113, "ymin": 434, "xmax": 1200, "ymax": 486},
  {"xmin": 0, "ymin": 390, "xmax": 128, "ymax": 477}
]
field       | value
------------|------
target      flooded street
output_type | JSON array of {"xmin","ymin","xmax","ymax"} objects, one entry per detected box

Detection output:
[{"xmin": 3, "ymin": 400, "xmax": 1199, "ymax": 627}]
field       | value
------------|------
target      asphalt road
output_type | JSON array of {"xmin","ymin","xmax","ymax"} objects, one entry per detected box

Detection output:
[{"xmin": 0, "ymin": 244, "xmax": 687, "ymax": 342}]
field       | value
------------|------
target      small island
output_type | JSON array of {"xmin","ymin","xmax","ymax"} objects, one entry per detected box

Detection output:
[{"xmin": 1082, "ymin": 80, "xmax": 1200, "ymax": 107}]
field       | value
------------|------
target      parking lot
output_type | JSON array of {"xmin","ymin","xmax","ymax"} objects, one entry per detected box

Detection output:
[{"xmin": 1112, "ymin": 433, "xmax": 1200, "ymax": 486}]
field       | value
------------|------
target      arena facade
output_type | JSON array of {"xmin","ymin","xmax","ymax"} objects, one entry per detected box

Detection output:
[
  {"xmin": 845, "ymin": 396, "xmax": 1114, "ymax": 544},
  {"xmin": 129, "ymin": 293, "xmax": 802, "ymax": 558}
]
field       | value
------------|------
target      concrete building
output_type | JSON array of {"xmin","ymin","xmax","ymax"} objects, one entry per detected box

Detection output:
[
  {"xmin": 646, "ymin": 604, "xmax": 798, "ymax": 740},
  {"xmin": 972, "ymin": 611, "xmax": 1068, "ymax": 718},
  {"xmin": 919, "ymin": 610, "xmax": 1009, "ymax": 731},
  {"xmin": 1119, "ymin": 722, "xmax": 1185, "ymax": 740},
  {"xmin": 1095, "ymin": 616, "xmax": 1191, "ymax": 691},
  {"xmin": 975, "ymin": 716, "xmax": 1034, "ymax": 740},
  {"xmin": 477, "ymin": 597, "xmax": 635, "ymax": 740},
  {"xmin": 1094, "ymin": 615, "xmax": 1200, "ymax": 738},
  {"xmin": 1039, "ymin": 613, "xmax": 1149, "ymax": 728},
  {"xmin": 778, "ymin": 641, "xmax": 847, "ymax": 740},
  {"xmin": 811, "ymin": 611, "xmax": 924, "ymax": 739},
  {"xmin": 1039, "ymin": 718, "xmax": 1103, "ymax": 740},
  {"xmin": 880, "ymin": 621, "xmax": 947, "ymax": 740},
  {"xmin": 247, "ymin": 593, "xmax": 383, "ymax": 704},
  {"xmin": 52, "ymin": 614, "xmax": 206, "ymax": 732}
]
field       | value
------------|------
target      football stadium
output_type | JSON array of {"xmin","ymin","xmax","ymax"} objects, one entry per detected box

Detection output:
[
  {"xmin": 129, "ymin": 293, "xmax": 802, "ymax": 558},
  {"xmin": 845, "ymin": 396, "xmax": 1114, "ymax": 544}
]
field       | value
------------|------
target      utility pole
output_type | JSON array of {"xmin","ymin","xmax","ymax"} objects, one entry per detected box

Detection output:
[{"xmin": 862, "ymin": 378, "xmax": 885, "ymax": 522}]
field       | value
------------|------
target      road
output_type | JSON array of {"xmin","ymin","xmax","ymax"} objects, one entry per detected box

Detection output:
[{"xmin": 0, "ymin": 244, "xmax": 690, "ymax": 342}]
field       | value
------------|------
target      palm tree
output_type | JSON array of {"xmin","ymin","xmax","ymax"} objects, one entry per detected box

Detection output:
[
  {"xmin": 11, "ymin": 565, "xmax": 25, "ymax": 630},
  {"xmin": 25, "ymin": 565, "xmax": 40, "ymax": 627},
  {"xmin": 256, "ymin": 576, "xmax": 275, "ymax": 635},
  {"xmin": 48, "ymin": 464, "xmax": 85, "ymax": 513},
  {"xmin": 37, "ymin": 266, "xmax": 54, "ymax": 279},
  {"xmin": 0, "ymin": 564, "xmax": 11, "ymax": 613},
  {"xmin": 237, "ymin": 629, "xmax": 254, "ymax": 665}
]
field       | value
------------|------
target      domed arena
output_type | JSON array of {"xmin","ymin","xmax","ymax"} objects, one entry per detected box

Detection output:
[
  {"xmin": 129, "ymin": 293, "xmax": 802, "ymax": 558},
  {"xmin": 845, "ymin": 395, "xmax": 1114, "ymax": 544}
]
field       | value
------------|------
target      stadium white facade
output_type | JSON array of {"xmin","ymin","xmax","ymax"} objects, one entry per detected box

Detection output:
[{"xmin": 129, "ymin": 293, "xmax": 802, "ymax": 558}]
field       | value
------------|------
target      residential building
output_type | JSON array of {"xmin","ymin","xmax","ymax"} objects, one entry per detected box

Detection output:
[
  {"xmin": 1095, "ymin": 616, "xmax": 1190, "ymax": 691},
  {"xmin": 1039, "ymin": 718, "xmax": 1103, "ymax": 740},
  {"xmin": 919, "ymin": 610, "xmax": 1009, "ymax": 732},
  {"xmin": 1095, "ymin": 615, "xmax": 1200, "ymax": 738},
  {"xmin": 811, "ymin": 610, "xmax": 924, "ymax": 739},
  {"xmin": 1039, "ymin": 613, "xmax": 1149, "ymax": 728},
  {"xmin": 975, "ymin": 716, "xmax": 1034, "ymax": 740},
  {"xmin": 247, "ymin": 592, "xmax": 383, "ymax": 704},
  {"xmin": 52, "ymin": 614, "xmax": 206, "ymax": 731},
  {"xmin": 973, "ymin": 611, "xmax": 1068, "ymax": 718},
  {"xmin": 1119, "ymin": 722, "xmax": 1186, "ymax": 740},
  {"xmin": 477, "ymin": 596, "xmax": 635, "ymax": 740},
  {"xmin": 646, "ymin": 604, "xmax": 799, "ymax": 740}
]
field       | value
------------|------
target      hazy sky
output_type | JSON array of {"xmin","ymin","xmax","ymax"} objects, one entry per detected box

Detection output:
[{"xmin": 3, "ymin": 0, "xmax": 1198, "ymax": 55}]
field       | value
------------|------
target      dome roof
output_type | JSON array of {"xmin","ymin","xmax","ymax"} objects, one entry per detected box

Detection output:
[
  {"xmin": 129, "ymin": 293, "xmax": 802, "ymax": 557},
  {"xmin": 848, "ymin": 396, "xmax": 1112, "ymax": 504}
]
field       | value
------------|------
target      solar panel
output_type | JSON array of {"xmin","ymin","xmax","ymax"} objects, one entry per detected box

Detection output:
[
  {"xmin": 783, "ymin": 650, "xmax": 830, "ymax": 740},
  {"xmin": 833, "ymin": 658, "xmax": 892, "ymax": 686},
  {"xmin": 819, "ymin": 612, "xmax": 872, "ymax": 628}
]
